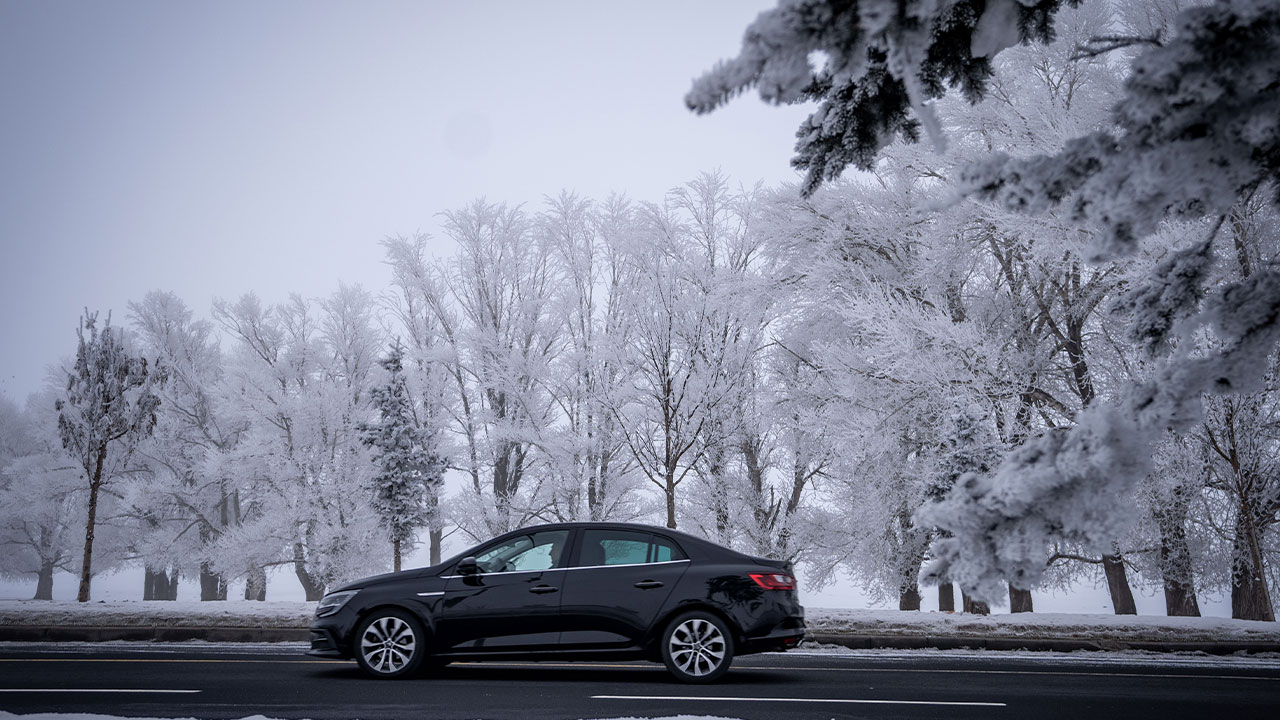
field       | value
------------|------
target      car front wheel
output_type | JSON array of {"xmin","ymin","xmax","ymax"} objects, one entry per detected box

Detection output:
[
  {"xmin": 660, "ymin": 611, "xmax": 734, "ymax": 683},
  {"xmin": 354, "ymin": 609, "xmax": 426, "ymax": 679}
]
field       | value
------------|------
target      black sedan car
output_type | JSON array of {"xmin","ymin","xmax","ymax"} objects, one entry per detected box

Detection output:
[{"xmin": 308, "ymin": 522, "xmax": 805, "ymax": 682}]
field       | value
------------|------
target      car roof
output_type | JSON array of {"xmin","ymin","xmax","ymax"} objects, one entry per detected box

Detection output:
[{"xmin": 492, "ymin": 521, "xmax": 723, "ymax": 555}]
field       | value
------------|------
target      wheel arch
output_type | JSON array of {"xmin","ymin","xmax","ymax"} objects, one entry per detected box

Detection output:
[
  {"xmin": 647, "ymin": 602, "xmax": 742, "ymax": 659},
  {"xmin": 352, "ymin": 602, "xmax": 436, "ymax": 644}
]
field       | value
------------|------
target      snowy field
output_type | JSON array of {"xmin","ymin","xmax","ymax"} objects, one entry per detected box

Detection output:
[{"xmin": 2, "ymin": 601, "xmax": 1277, "ymax": 645}]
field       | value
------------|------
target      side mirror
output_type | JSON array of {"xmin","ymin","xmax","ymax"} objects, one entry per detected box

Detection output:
[{"xmin": 457, "ymin": 556, "xmax": 478, "ymax": 575}]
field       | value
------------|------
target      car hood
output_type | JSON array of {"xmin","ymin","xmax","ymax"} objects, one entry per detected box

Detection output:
[{"xmin": 331, "ymin": 568, "xmax": 421, "ymax": 593}]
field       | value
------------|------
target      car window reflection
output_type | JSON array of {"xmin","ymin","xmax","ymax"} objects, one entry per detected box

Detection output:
[
  {"xmin": 473, "ymin": 530, "xmax": 568, "ymax": 573},
  {"xmin": 578, "ymin": 529, "xmax": 686, "ymax": 566}
]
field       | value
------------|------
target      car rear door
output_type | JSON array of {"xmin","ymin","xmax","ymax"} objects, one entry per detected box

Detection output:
[{"xmin": 557, "ymin": 529, "xmax": 689, "ymax": 650}]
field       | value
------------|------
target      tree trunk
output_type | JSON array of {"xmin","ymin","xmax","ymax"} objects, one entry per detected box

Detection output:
[
  {"xmin": 1160, "ymin": 543, "xmax": 1201, "ymax": 617},
  {"xmin": 899, "ymin": 585, "xmax": 921, "ymax": 611},
  {"xmin": 200, "ymin": 562, "xmax": 227, "ymax": 601},
  {"xmin": 665, "ymin": 472, "xmax": 677, "ymax": 529},
  {"xmin": 1231, "ymin": 512, "xmax": 1275, "ymax": 621},
  {"xmin": 962, "ymin": 591, "xmax": 990, "ymax": 615},
  {"xmin": 165, "ymin": 571, "xmax": 179, "ymax": 601},
  {"xmin": 294, "ymin": 542, "xmax": 325, "ymax": 601},
  {"xmin": 1102, "ymin": 553, "xmax": 1138, "ymax": 614},
  {"xmin": 77, "ymin": 448, "xmax": 107, "ymax": 602},
  {"xmin": 34, "ymin": 560, "xmax": 54, "ymax": 600},
  {"xmin": 938, "ymin": 583, "xmax": 955, "ymax": 612},
  {"xmin": 1008, "ymin": 584, "xmax": 1034, "ymax": 613},
  {"xmin": 393, "ymin": 537, "xmax": 402, "ymax": 573},
  {"xmin": 430, "ymin": 527, "xmax": 442, "ymax": 566},
  {"xmin": 244, "ymin": 566, "xmax": 267, "ymax": 601},
  {"xmin": 1156, "ymin": 489, "xmax": 1201, "ymax": 616},
  {"xmin": 143, "ymin": 568, "xmax": 157, "ymax": 601}
]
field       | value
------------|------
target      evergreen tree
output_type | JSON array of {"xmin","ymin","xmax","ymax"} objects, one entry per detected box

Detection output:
[
  {"xmin": 360, "ymin": 343, "xmax": 445, "ymax": 572},
  {"xmin": 687, "ymin": 0, "xmax": 1076, "ymax": 196},
  {"xmin": 56, "ymin": 310, "xmax": 164, "ymax": 602},
  {"xmin": 927, "ymin": 402, "xmax": 1005, "ymax": 614}
]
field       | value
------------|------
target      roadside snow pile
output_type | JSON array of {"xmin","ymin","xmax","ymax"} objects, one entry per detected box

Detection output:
[
  {"xmin": 0, "ymin": 600, "xmax": 313, "ymax": 628},
  {"xmin": 806, "ymin": 608, "xmax": 1280, "ymax": 644}
]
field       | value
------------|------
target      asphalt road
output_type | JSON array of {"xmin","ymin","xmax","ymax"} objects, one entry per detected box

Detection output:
[{"xmin": 1, "ymin": 643, "xmax": 1278, "ymax": 720}]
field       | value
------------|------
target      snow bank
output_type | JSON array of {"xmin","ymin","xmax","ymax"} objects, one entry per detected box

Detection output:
[
  {"xmin": 805, "ymin": 607, "xmax": 1280, "ymax": 644},
  {"xmin": 0, "ymin": 600, "xmax": 313, "ymax": 628}
]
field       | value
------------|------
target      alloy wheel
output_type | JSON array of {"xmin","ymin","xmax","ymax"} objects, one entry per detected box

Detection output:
[
  {"xmin": 667, "ymin": 617, "xmax": 727, "ymax": 678},
  {"xmin": 360, "ymin": 615, "xmax": 417, "ymax": 675}
]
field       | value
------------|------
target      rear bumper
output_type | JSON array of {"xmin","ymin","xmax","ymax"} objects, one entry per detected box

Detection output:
[{"xmin": 740, "ymin": 617, "xmax": 805, "ymax": 654}]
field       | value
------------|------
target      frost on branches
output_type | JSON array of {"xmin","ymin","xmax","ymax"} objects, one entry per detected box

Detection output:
[
  {"xmin": 687, "ymin": 0, "xmax": 1078, "ymax": 195},
  {"xmin": 962, "ymin": 0, "xmax": 1280, "ymax": 259},
  {"xmin": 697, "ymin": 0, "xmax": 1280, "ymax": 606}
]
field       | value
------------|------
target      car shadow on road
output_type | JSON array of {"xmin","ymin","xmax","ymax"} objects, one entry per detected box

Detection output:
[{"xmin": 310, "ymin": 662, "xmax": 798, "ymax": 686}]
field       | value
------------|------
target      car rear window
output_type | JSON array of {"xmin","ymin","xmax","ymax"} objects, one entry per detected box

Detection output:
[
  {"xmin": 649, "ymin": 535, "xmax": 685, "ymax": 562},
  {"xmin": 578, "ymin": 529, "xmax": 687, "ymax": 566}
]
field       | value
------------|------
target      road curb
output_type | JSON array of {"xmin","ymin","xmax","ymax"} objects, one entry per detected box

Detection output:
[{"xmin": 805, "ymin": 632, "xmax": 1280, "ymax": 655}]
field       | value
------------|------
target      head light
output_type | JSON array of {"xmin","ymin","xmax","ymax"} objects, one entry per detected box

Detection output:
[{"xmin": 315, "ymin": 590, "xmax": 359, "ymax": 618}]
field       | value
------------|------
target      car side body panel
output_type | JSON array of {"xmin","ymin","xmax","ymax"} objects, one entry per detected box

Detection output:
[{"xmin": 307, "ymin": 522, "xmax": 804, "ymax": 670}]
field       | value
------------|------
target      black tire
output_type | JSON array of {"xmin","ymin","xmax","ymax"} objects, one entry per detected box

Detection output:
[
  {"xmin": 660, "ymin": 610, "xmax": 734, "ymax": 683},
  {"xmin": 353, "ymin": 608, "xmax": 427, "ymax": 679}
]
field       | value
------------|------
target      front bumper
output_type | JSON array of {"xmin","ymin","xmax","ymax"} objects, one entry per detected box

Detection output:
[{"xmin": 306, "ymin": 627, "xmax": 345, "ymax": 658}]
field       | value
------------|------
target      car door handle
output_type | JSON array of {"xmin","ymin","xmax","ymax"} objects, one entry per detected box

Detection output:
[
  {"xmin": 634, "ymin": 580, "xmax": 664, "ymax": 589},
  {"xmin": 529, "ymin": 585, "xmax": 559, "ymax": 594}
]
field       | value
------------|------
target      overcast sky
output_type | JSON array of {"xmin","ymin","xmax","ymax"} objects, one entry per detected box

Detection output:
[{"xmin": 0, "ymin": 0, "xmax": 812, "ymax": 402}]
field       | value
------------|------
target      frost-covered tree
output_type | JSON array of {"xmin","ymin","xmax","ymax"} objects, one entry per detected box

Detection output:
[
  {"xmin": 129, "ymin": 291, "xmax": 249, "ymax": 600},
  {"xmin": 927, "ymin": 402, "xmax": 1011, "ymax": 612},
  {"xmin": 700, "ymin": 0, "xmax": 1280, "ymax": 606},
  {"xmin": 541, "ymin": 192, "xmax": 648, "ymax": 523},
  {"xmin": 384, "ymin": 202, "xmax": 561, "ymax": 539},
  {"xmin": 360, "ymin": 343, "xmax": 446, "ymax": 572},
  {"xmin": 610, "ymin": 182, "xmax": 753, "ymax": 531},
  {"xmin": 212, "ymin": 290, "xmax": 382, "ymax": 599},
  {"xmin": 56, "ymin": 311, "xmax": 164, "ymax": 601},
  {"xmin": 0, "ymin": 394, "xmax": 84, "ymax": 599}
]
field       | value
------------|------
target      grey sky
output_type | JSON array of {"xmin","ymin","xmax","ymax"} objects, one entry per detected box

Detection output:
[{"xmin": 0, "ymin": 0, "xmax": 810, "ymax": 402}]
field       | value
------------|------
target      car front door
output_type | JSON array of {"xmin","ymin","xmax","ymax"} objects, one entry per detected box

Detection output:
[
  {"xmin": 437, "ymin": 529, "xmax": 570, "ymax": 651},
  {"xmin": 558, "ymin": 529, "xmax": 689, "ymax": 649}
]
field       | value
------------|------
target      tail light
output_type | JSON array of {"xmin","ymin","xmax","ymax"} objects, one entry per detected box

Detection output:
[{"xmin": 749, "ymin": 572, "xmax": 796, "ymax": 590}]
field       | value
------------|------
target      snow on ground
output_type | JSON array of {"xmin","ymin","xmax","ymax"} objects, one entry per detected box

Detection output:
[
  {"xmin": 2, "ymin": 600, "xmax": 1277, "ymax": 644},
  {"xmin": 0, "ymin": 600, "xmax": 313, "ymax": 628},
  {"xmin": 789, "ymin": 645, "xmax": 1280, "ymax": 668},
  {"xmin": 805, "ymin": 607, "xmax": 1280, "ymax": 643}
]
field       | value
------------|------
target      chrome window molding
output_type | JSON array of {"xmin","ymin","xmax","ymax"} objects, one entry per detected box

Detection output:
[{"xmin": 439, "ymin": 558, "xmax": 690, "ymax": 579}]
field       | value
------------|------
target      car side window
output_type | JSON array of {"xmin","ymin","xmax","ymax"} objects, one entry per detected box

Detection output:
[
  {"xmin": 473, "ymin": 530, "xmax": 569, "ymax": 573},
  {"xmin": 578, "ymin": 530, "xmax": 686, "ymax": 566}
]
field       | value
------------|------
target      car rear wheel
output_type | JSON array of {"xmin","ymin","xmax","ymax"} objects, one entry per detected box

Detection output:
[
  {"xmin": 660, "ymin": 611, "xmax": 734, "ymax": 683},
  {"xmin": 354, "ymin": 609, "xmax": 426, "ymax": 679}
]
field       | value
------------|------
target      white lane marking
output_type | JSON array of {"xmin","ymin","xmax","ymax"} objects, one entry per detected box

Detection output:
[
  {"xmin": 593, "ymin": 694, "xmax": 1005, "ymax": 708},
  {"xmin": 0, "ymin": 689, "xmax": 201, "ymax": 694},
  {"xmin": 746, "ymin": 665, "xmax": 1280, "ymax": 682}
]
